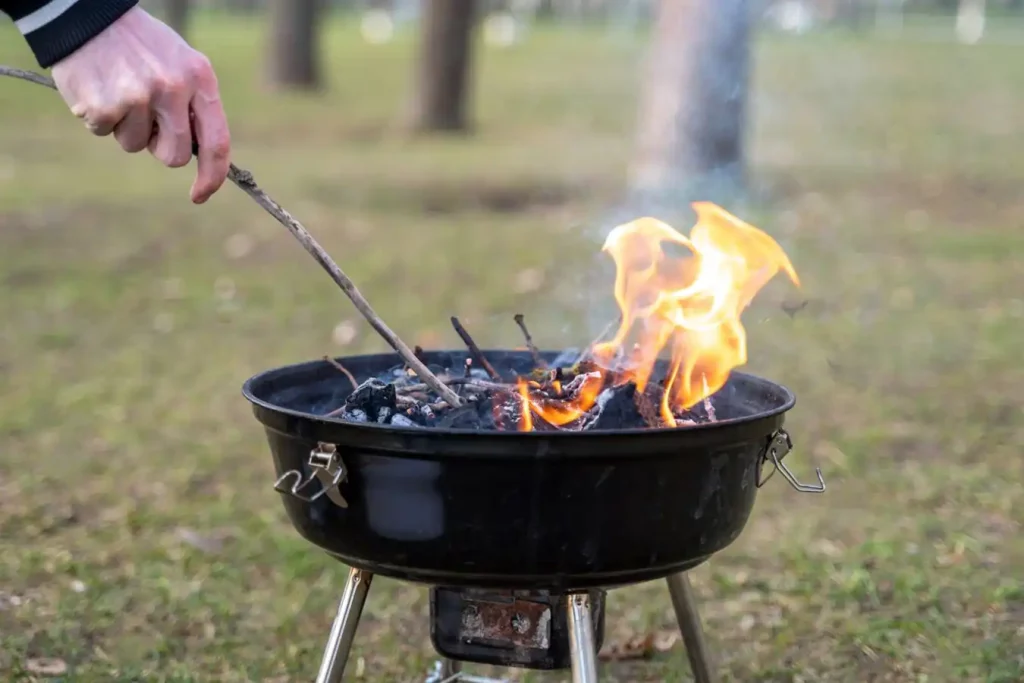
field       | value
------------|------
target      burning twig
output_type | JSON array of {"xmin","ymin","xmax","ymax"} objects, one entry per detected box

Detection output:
[
  {"xmin": 513, "ymin": 313, "xmax": 546, "ymax": 369},
  {"xmin": 0, "ymin": 65, "xmax": 463, "ymax": 408},
  {"xmin": 323, "ymin": 355, "xmax": 358, "ymax": 390},
  {"xmin": 450, "ymin": 316, "xmax": 500, "ymax": 379},
  {"xmin": 574, "ymin": 315, "xmax": 622, "ymax": 365}
]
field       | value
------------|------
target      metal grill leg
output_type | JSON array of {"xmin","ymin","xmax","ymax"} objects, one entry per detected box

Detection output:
[
  {"xmin": 567, "ymin": 593, "xmax": 600, "ymax": 683},
  {"xmin": 315, "ymin": 567, "xmax": 374, "ymax": 683},
  {"xmin": 666, "ymin": 573, "xmax": 716, "ymax": 683}
]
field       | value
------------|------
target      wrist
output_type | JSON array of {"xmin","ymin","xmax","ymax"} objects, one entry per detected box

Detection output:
[{"xmin": 14, "ymin": 0, "xmax": 139, "ymax": 69}]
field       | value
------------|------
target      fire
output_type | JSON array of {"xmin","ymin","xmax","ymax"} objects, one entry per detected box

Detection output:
[{"xmin": 515, "ymin": 202, "xmax": 798, "ymax": 431}]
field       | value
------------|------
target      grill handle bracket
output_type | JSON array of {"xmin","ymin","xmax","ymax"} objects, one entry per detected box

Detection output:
[
  {"xmin": 757, "ymin": 429, "xmax": 826, "ymax": 494},
  {"xmin": 273, "ymin": 442, "xmax": 349, "ymax": 507}
]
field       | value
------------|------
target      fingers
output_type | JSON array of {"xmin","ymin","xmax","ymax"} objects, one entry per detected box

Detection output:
[
  {"xmin": 72, "ymin": 98, "xmax": 131, "ymax": 138},
  {"xmin": 113, "ymin": 101, "xmax": 155, "ymax": 153},
  {"xmin": 148, "ymin": 81, "xmax": 193, "ymax": 169},
  {"xmin": 187, "ymin": 60, "xmax": 230, "ymax": 204}
]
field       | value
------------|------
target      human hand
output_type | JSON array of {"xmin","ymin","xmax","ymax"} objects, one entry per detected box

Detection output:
[{"xmin": 49, "ymin": 6, "xmax": 230, "ymax": 204}]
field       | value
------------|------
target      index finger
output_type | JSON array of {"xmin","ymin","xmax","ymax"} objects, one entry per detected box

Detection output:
[{"xmin": 188, "ymin": 71, "xmax": 231, "ymax": 204}]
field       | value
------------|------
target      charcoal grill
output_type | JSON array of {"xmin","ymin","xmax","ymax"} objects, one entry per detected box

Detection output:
[{"xmin": 243, "ymin": 349, "xmax": 825, "ymax": 683}]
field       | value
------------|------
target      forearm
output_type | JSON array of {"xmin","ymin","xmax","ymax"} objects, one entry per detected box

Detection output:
[{"xmin": 1, "ymin": 0, "xmax": 138, "ymax": 68}]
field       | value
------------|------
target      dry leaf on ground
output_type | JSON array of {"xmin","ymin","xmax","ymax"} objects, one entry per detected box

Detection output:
[
  {"xmin": 598, "ymin": 629, "xmax": 679, "ymax": 661},
  {"xmin": 25, "ymin": 657, "xmax": 67, "ymax": 676}
]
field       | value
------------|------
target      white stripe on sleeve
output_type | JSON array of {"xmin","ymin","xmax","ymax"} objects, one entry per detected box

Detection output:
[{"xmin": 15, "ymin": 0, "xmax": 82, "ymax": 34}]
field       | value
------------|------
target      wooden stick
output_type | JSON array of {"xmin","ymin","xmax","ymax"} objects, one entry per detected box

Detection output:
[
  {"xmin": 322, "ymin": 355, "xmax": 358, "ymax": 390},
  {"xmin": 513, "ymin": 313, "xmax": 546, "ymax": 368},
  {"xmin": 450, "ymin": 316, "xmax": 499, "ymax": 379},
  {"xmin": 0, "ymin": 65, "xmax": 462, "ymax": 407}
]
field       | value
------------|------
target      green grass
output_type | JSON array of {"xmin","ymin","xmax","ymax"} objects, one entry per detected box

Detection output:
[{"xmin": 1, "ymin": 14, "xmax": 1022, "ymax": 683}]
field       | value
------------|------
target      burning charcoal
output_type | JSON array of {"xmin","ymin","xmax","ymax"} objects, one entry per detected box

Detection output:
[
  {"xmin": 344, "ymin": 408, "xmax": 368, "ymax": 423},
  {"xmin": 376, "ymin": 407, "xmax": 393, "ymax": 423},
  {"xmin": 634, "ymin": 389, "xmax": 663, "ymax": 428},
  {"xmin": 345, "ymin": 378, "xmax": 397, "ymax": 418},
  {"xmin": 590, "ymin": 383, "xmax": 648, "ymax": 430}
]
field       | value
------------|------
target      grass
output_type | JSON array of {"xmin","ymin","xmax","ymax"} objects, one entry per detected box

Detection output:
[{"xmin": 1, "ymin": 13, "xmax": 1022, "ymax": 683}]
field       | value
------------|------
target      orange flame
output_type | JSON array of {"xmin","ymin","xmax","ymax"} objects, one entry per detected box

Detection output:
[
  {"xmin": 523, "ymin": 371, "xmax": 604, "ymax": 428},
  {"xmin": 511, "ymin": 202, "xmax": 798, "ymax": 431},
  {"xmin": 591, "ymin": 202, "xmax": 799, "ymax": 424},
  {"xmin": 516, "ymin": 379, "xmax": 534, "ymax": 432}
]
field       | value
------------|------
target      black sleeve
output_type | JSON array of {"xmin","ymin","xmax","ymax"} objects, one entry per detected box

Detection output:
[{"xmin": 0, "ymin": 0, "xmax": 139, "ymax": 69}]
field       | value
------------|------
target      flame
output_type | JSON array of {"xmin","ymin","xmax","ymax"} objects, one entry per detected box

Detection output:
[
  {"xmin": 593, "ymin": 202, "xmax": 799, "ymax": 420},
  {"xmin": 516, "ymin": 379, "xmax": 533, "ymax": 431},
  {"xmin": 511, "ymin": 202, "xmax": 798, "ymax": 431}
]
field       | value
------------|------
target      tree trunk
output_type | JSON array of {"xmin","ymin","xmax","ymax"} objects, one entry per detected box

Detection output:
[
  {"xmin": 266, "ymin": 0, "xmax": 324, "ymax": 90},
  {"xmin": 629, "ymin": 0, "xmax": 752, "ymax": 204},
  {"xmin": 224, "ymin": 0, "xmax": 262, "ymax": 13},
  {"xmin": 406, "ymin": 0, "xmax": 479, "ymax": 133},
  {"xmin": 164, "ymin": 0, "xmax": 189, "ymax": 39}
]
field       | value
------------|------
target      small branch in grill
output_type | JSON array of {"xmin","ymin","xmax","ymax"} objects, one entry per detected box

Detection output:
[
  {"xmin": 513, "ymin": 313, "xmax": 546, "ymax": 369},
  {"xmin": 450, "ymin": 316, "xmax": 500, "ymax": 379},
  {"xmin": 0, "ymin": 65, "xmax": 463, "ymax": 409},
  {"xmin": 323, "ymin": 355, "xmax": 357, "ymax": 390}
]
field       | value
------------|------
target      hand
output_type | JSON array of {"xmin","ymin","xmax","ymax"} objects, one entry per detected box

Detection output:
[{"xmin": 49, "ymin": 6, "xmax": 230, "ymax": 204}]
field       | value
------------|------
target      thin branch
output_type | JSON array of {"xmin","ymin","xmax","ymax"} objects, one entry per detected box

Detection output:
[
  {"xmin": 513, "ymin": 313, "xmax": 546, "ymax": 368},
  {"xmin": 322, "ymin": 355, "xmax": 357, "ymax": 390},
  {"xmin": 450, "ymin": 316, "xmax": 499, "ymax": 379},
  {"xmin": 0, "ymin": 64, "xmax": 462, "ymax": 407}
]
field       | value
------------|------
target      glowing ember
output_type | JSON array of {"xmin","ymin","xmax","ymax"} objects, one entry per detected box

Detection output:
[{"xmin": 517, "ymin": 202, "xmax": 799, "ymax": 430}]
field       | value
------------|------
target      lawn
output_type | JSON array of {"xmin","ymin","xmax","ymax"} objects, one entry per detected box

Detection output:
[{"xmin": 0, "ymin": 12, "xmax": 1022, "ymax": 683}]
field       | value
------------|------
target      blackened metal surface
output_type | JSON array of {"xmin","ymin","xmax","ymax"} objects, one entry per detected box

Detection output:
[
  {"xmin": 429, "ymin": 588, "xmax": 606, "ymax": 670},
  {"xmin": 243, "ymin": 350, "xmax": 795, "ymax": 589}
]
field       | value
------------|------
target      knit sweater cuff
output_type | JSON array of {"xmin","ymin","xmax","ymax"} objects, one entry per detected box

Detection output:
[{"xmin": 12, "ymin": 0, "xmax": 139, "ymax": 69}]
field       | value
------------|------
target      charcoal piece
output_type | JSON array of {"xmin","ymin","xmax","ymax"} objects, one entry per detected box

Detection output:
[
  {"xmin": 590, "ymin": 383, "xmax": 647, "ymax": 430},
  {"xmin": 376, "ymin": 406, "xmax": 393, "ymax": 423},
  {"xmin": 343, "ymin": 408, "xmax": 368, "ymax": 423},
  {"xmin": 391, "ymin": 414, "xmax": 417, "ymax": 427},
  {"xmin": 437, "ymin": 403, "xmax": 482, "ymax": 430},
  {"xmin": 345, "ymin": 378, "xmax": 397, "ymax": 418},
  {"xmin": 435, "ymin": 396, "xmax": 499, "ymax": 430}
]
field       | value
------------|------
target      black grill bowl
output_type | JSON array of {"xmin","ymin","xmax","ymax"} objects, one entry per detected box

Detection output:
[{"xmin": 242, "ymin": 349, "xmax": 796, "ymax": 591}]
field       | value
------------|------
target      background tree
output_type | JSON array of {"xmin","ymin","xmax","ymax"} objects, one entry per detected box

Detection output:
[
  {"xmin": 163, "ymin": 0, "xmax": 190, "ymax": 39},
  {"xmin": 266, "ymin": 0, "xmax": 324, "ymax": 90},
  {"xmin": 629, "ymin": 0, "xmax": 752, "ymax": 204},
  {"xmin": 406, "ymin": 0, "xmax": 479, "ymax": 132}
]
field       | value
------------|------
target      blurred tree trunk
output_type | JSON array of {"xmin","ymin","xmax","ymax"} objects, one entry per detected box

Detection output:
[
  {"xmin": 406, "ymin": 0, "xmax": 479, "ymax": 132},
  {"xmin": 266, "ymin": 0, "xmax": 324, "ymax": 90},
  {"xmin": 224, "ymin": 0, "xmax": 262, "ymax": 12},
  {"xmin": 536, "ymin": 0, "xmax": 555, "ymax": 17},
  {"xmin": 629, "ymin": 0, "xmax": 752, "ymax": 203},
  {"xmin": 164, "ymin": 0, "xmax": 189, "ymax": 39}
]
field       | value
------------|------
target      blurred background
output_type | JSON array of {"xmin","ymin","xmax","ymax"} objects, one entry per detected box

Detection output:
[{"xmin": 0, "ymin": 0, "xmax": 1022, "ymax": 681}]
